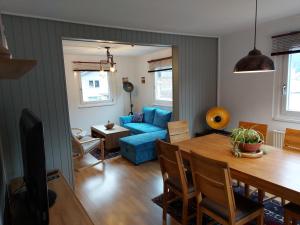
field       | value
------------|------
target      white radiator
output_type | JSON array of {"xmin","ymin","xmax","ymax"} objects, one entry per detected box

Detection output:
[{"xmin": 272, "ymin": 130, "xmax": 285, "ymax": 148}]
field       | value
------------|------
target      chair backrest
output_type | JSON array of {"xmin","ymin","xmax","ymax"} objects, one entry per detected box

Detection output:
[
  {"xmin": 71, "ymin": 128, "xmax": 84, "ymax": 155},
  {"xmin": 283, "ymin": 128, "xmax": 300, "ymax": 151},
  {"xmin": 156, "ymin": 140, "xmax": 189, "ymax": 193},
  {"xmin": 190, "ymin": 152, "xmax": 236, "ymax": 221},
  {"xmin": 167, "ymin": 120, "xmax": 190, "ymax": 144},
  {"xmin": 239, "ymin": 121, "xmax": 268, "ymax": 143}
]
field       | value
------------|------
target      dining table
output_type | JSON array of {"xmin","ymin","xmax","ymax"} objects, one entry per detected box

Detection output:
[{"xmin": 175, "ymin": 133, "xmax": 300, "ymax": 204}]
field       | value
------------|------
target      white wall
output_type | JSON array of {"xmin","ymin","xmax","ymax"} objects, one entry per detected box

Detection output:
[
  {"xmin": 220, "ymin": 14, "xmax": 300, "ymax": 142},
  {"xmin": 133, "ymin": 48, "xmax": 172, "ymax": 112},
  {"xmin": 63, "ymin": 54, "xmax": 137, "ymax": 132}
]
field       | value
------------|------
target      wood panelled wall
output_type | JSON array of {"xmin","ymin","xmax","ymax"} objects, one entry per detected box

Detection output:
[
  {"xmin": 0, "ymin": 138, "xmax": 5, "ymax": 225},
  {"xmin": 0, "ymin": 15, "xmax": 218, "ymax": 184}
]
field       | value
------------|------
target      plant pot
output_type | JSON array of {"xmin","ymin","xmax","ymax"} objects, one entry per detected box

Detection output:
[{"xmin": 238, "ymin": 142, "xmax": 262, "ymax": 153}]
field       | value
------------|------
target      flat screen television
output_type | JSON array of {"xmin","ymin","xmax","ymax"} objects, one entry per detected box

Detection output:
[{"xmin": 19, "ymin": 109, "xmax": 56, "ymax": 225}]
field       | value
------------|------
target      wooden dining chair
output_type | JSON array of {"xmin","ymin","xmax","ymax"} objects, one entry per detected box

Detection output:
[
  {"xmin": 284, "ymin": 202, "xmax": 300, "ymax": 225},
  {"xmin": 238, "ymin": 121, "xmax": 268, "ymax": 198},
  {"xmin": 156, "ymin": 140, "xmax": 196, "ymax": 225},
  {"xmin": 190, "ymin": 152, "xmax": 264, "ymax": 225},
  {"xmin": 238, "ymin": 121, "xmax": 268, "ymax": 142},
  {"xmin": 167, "ymin": 120, "xmax": 190, "ymax": 144},
  {"xmin": 283, "ymin": 128, "xmax": 300, "ymax": 151},
  {"xmin": 280, "ymin": 128, "xmax": 300, "ymax": 206}
]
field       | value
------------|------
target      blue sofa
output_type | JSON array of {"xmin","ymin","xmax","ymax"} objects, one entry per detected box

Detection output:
[{"xmin": 119, "ymin": 107, "xmax": 172, "ymax": 164}]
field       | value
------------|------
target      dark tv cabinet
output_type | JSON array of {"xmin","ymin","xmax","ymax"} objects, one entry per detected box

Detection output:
[
  {"xmin": 8, "ymin": 171, "xmax": 94, "ymax": 225},
  {"xmin": 195, "ymin": 129, "xmax": 231, "ymax": 137}
]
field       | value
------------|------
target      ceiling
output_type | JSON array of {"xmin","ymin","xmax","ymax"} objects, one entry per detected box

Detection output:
[
  {"xmin": 2, "ymin": 0, "xmax": 300, "ymax": 36},
  {"xmin": 62, "ymin": 40, "xmax": 170, "ymax": 56}
]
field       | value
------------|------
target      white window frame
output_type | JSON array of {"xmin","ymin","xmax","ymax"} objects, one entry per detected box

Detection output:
[
  {"xmin": 77, "ymin": 71, "xmax": 116, "ymax": 108},
  {"xmin": 153, "ymin": 69, "xmax": 173, "ymax": 107},
  {"xmin": 273, "ymin": 54, "xmax": 300, "ymax": 123}
]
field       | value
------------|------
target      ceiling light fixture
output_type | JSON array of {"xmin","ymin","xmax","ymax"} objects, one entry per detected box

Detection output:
[
  {"xmin": 99, "ymin": 47, "xmax": 116, "ymax": 73},
  {"xmin": 233, "ymin": 0, "xmax": 275, "ymax": 74}
]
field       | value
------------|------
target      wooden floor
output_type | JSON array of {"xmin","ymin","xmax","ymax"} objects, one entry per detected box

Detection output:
[{"xmin": 74, "ymin": 156, "xmax": 180, "ymax": 225}]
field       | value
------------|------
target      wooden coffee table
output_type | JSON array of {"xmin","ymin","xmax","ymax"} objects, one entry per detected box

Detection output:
[{"xmin": 91, "ymin": 124, "xmax": 130, "ymax": 151}]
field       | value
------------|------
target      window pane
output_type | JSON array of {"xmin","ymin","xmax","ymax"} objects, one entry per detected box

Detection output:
[
  {"xmin": 155, "ymin": 70, "xmax": 172, "ymax": 101},
  {"xmin": 286, "ymin": 53, "xmax": 300, "ymax": 112},
  {"xmin": 80, "ymin": 71, "xmax": 111, "ymax": 103}
]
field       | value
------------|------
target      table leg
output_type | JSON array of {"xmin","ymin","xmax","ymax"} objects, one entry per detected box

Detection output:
[
  {"xmin": 258, "ymin": 189, "xmax": 264, "ymax": 204},
  {"xmin": 98, "ymin": 138, "xmax": 105, "ymax": 162},
  {"xmin": 244, "ymin": 184, "xmax": 250, "ymax": 198}
]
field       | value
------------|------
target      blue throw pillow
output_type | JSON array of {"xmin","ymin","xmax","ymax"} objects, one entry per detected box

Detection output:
[
  {"xmin": 153, "ymin": 109, "xmax": 172, "ymax": 129},
  {"xmin": 142, "ymin": 107, "xmax": 156, "ymax": 124},
  {"xmin": 132, "ymin": 112, "xmax": 143, "ymax": 123}
]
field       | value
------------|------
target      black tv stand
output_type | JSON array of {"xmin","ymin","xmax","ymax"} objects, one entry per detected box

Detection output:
[
  {"xmin": 9, "ymin": 187, "xmax": 57, "ymax": 225},
  {"xmin": 8, "ymin": 172, "xmax": 94, "ymax": 225},
  {"xmin": 48, "ymin": 189, "xmax": 57, "ymax": 208},
  {"xmin": 195, "ymin": 129, "xmax": 231, "ymax": 137}
]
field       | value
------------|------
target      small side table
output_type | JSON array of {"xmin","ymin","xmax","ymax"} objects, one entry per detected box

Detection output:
[{"xmin": 91, "ymin": 124, "xmax": 131, "ymax": 151}]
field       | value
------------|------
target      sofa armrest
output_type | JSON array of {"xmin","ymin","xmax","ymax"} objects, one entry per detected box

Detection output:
[{"xmin": 119, "ymin": 115, "xmax": 133, "ymax": 126}]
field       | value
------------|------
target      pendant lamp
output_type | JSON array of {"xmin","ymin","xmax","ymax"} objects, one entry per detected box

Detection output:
[
  {"xmin": 0, "ymin": 14, "xmax": 37, "ymax": 79},
  {"xmin": 233, "ymin": 0, "xmax": 275, "ymax": 73},
  {"xmin": 99, "ymin": 47, "xmax": 116, "ymax": 73}
]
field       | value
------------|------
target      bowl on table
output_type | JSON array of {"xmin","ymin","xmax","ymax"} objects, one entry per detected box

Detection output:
[{"xmin": 104, "ymin": 122, "xmax": 115, "ymax": 130}]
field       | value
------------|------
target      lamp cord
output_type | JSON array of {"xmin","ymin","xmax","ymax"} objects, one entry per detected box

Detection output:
[{"xmin": 254, "ymin": 0, "xmax": 258, "ymax": 49}]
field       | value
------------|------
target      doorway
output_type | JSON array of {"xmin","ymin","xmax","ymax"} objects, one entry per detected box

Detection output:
[{"xmin": 62, "ymin": 39, "xmax": 177, "ymax": 167}]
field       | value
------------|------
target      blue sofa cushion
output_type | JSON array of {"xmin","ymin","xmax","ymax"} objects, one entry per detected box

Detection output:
[
  {"xmin": 120, "ymin": 130, "xmax": 167, "ymax": 146},
  {"xmin": 142, "ymin": 107, "xmax": 156, "ymax": 124},
  {"xmin": 120, "ymin": 130, "xmax": 167, "ymax": 164},
  {"xmin": 119, "ymin": 115, "xmax": 133, "ymax": 126},
  {"xmin": 153, "ymin": 108, "xmax": 172, "ymax": 129},
  {"xmin": 123, "ymin": 123, "xmax": 163, "ymax": 134}
]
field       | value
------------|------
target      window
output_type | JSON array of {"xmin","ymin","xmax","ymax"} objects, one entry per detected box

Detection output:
[
  {"xmin": 273, "ymin": 53, "xmax": 300, "ymax": 122},
  {"xmin": 154, "ymin": 69, "xmax": 173, "ymax": 105},
  {"xmin": 285, "ymin": 53, "xmax": 300, "ymax": 112},
  {"xmin": 79, "ymin": 71, "xmax": 114, "ymax": 106}
]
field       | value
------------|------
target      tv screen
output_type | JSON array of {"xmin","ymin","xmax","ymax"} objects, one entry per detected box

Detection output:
[{"xmin": 19, "ymin": 109, "xmax": 49, "ymax": 225}]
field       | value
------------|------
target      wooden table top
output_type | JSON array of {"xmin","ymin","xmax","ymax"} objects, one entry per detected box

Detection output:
[
  {"xmin": 91, "ymin": 124, "xmax": 130, "ymax": 135},
  {"xmin": 176, "ymin": 134, "xmax": 300, "ymax": 203}
]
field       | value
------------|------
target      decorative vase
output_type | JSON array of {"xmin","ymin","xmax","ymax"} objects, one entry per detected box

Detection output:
[{"xmin": 238, "ymin": 142, "xmax": 262, "ymax": 153}]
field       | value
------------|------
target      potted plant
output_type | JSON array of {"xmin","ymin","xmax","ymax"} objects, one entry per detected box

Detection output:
[{"xmin": 231, "ymin": 127, "xmax": 264, "ymax": 153}]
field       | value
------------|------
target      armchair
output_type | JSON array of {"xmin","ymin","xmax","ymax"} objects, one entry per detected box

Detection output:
[{"xmin": 71, "ymin": 128, "xmax": 105, "ymax": 171}]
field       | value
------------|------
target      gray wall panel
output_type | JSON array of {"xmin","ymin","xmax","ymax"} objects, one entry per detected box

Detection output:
[{"xmin": 0, "ymin": 15, "xmax": 218, "ymax": 185}]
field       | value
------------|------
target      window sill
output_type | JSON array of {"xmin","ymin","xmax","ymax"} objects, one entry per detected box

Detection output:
[
  {"xmin": 78, "ymin": 101, "xmax": 115, "ymax": 108},
  {"xmin": 153, "ymin": 100, "xmax": 173, "ymax": 107},
  {"xmin": 272, "ymin": 115, "xmax": 300, "ymax": 124}
]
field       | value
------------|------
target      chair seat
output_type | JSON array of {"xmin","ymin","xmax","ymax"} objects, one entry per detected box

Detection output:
[
  {"xmin": 166, "ymin": 171, "xmax": 194, "ymax": 193},
  {"xmin": 284, "ymin": 202, "xmax": 300, "ymax": 215},
  {"xmin": 200, "ymin": 193, "xmax": 262, "ymax": 221},
  {"xmin": 123, "ymin": 122, "xmax": 164, "ymax": 134},
  {"xmin": 80, "ymin": 136, "xmax": 100, "ymax": 154}
]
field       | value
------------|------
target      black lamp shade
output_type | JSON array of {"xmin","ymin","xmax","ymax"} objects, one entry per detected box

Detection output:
[
  {"xmin": 234, "ymin": 48, "xmax": 275, "ymax": 73},
  {"xmin": 123, "ymin": 81, "xmax": 134, "ymax": 92}
]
